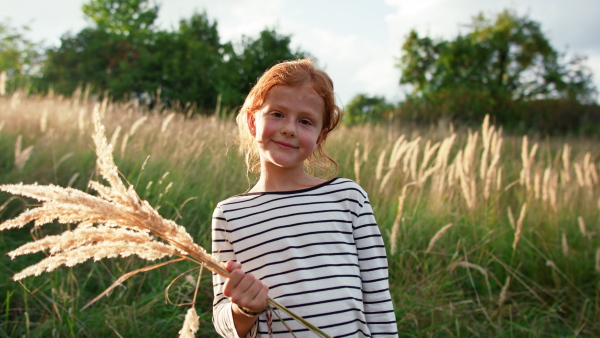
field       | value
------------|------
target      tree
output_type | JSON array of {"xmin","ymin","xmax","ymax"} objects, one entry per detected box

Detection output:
[
  {"xmin": 36, "ymin": 2, "xmax": 311, "ymax": 115},
  {"xmin": 141, "ymin": 12, "xmax": 223, "ymax": 112},
  {"xmin": 0, "ymin": 21, "xmax": 43, "ymax": 93},
  {"xmin": 39, "ymin": 27, "xmax": 132, "ymax": 98},
  {"xmin": 397, "ymin": 9, "xmax": 597, "ymax": 124},
  {"xmin": 82, "ymin": 0, "xmax": 158, "ymax": 37},
  {"xmin": 220, "ymin": 29, "xmax": 311, "ymax": 108},
  {"xmin": 343, "ymin": 94, "xmax": 394, "ymax": 126},
  {"xmin": 39, "ymin": 0, "xmax": 160, "ymax": 99}
]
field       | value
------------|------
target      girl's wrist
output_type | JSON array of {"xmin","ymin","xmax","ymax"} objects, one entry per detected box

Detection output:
[{"xmin": 235, "ymin": 303, "xmax": 262, "ymax": 317}]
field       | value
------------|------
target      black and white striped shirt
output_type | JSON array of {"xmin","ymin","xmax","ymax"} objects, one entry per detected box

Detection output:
[{"xmin": 212, "ymin": 177, "xmax": 398, "ymax": 337}]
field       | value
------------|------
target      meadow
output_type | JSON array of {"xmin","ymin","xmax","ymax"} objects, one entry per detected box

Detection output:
[{"xmin": 0, "ymin": 91, "xmax": 598, "ymax": 337}]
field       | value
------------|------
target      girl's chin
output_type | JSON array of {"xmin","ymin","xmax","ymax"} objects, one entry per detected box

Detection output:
[{"xmin": 263, "ymin": 157, "xmax": 304, "ymax": 170}]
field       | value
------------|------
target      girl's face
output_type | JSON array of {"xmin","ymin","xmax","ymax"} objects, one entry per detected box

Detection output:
[{"xmin": 252, "ymin": 84, "xmax": 327, "ymax": 172}]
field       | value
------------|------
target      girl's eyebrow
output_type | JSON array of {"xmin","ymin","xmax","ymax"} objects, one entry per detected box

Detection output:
[{"xmin": 267, "ymin": 102, "xmax": 321, "ymax": 118}]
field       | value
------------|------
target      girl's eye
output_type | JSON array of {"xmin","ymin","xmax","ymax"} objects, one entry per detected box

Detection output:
[
  {"xmin": 299, "ymin": 119, "xmax": 313, "ymax": 126},
  {"xmin": 271, "ymin": 111, "xmax": 283, "ymax": 118}
]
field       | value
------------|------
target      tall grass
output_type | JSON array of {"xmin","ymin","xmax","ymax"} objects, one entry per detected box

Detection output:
[
  {"xmin": 0, "ymin": 91, "xmax": 599, "ymax": 336},
  {"xmin": 0, "ymin": 102, "xmax": 331, "ymax": 338}
]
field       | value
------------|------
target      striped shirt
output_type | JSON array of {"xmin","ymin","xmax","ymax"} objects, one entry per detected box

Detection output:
[{"xmin": 212, "ymin": 177, "xmax": 398, "ymax": 337}]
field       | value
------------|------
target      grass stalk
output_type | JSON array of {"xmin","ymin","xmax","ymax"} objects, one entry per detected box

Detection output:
[
  {"xmin": 0, "ymin": 104, "xmax": 332, "ymax": 338},
  {"xmin": 2, "ymin": 94, "xmax": 599, "ymax": 335}
]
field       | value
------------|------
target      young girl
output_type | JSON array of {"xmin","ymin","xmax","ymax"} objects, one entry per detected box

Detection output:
[{"xmin": 212, "ymin": 59, "xmax": 398, "ymax": 337}]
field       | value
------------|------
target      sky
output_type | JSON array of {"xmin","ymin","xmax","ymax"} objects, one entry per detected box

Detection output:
[{"xmin": 2, "ymin": 0, "xmax": 600, "ymax": 106}]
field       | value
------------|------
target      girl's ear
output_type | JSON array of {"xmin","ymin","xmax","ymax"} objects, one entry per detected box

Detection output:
[{"xmin": 248, "ymin": 112, "xmax": 256, "ymax": 136}]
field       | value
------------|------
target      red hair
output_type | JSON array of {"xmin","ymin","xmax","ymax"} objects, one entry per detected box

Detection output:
[{"xmin": 237, "ymin": 58, "xmax": 342, "ymax": 176}]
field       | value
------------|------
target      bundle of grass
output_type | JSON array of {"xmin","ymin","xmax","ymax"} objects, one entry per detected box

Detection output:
[{"xmin": 0, "ymin": 104, "xmax": 331, "ymax": 338}]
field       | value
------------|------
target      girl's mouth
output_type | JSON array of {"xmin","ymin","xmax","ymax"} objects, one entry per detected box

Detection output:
[{"xmin": 273, "ymin": 140, "xmax": 296, "ymax": 149}]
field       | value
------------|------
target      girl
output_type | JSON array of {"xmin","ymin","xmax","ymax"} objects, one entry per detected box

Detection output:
[{"xmin": 212, "ymin": 59, "xmax": 398, "ymax": 337}]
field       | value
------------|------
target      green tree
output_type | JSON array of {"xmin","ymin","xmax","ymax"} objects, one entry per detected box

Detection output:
[
  {"xmin": 39, "ymin": 0, "xmax": 160, "ymax": 100},
  {"xmin": 0, "ymin": 21, "xmax": 43, "ymax": 93},
  {"xmin": 397, "ymin": 9, "xmax": 597, "ymax": 125},
  {"xmin": 37, "ymin": 2, "xmax": 311, "ymax": 115},
  {"xmin": 39, "ymin": 28, "xmax": 131, "ymax": 98},
  {"xmin": 83, "ymin": 0, "xmax": 159, "ymax": 99},
  {"xmin": 141, "ymin": 12, "xmax": 224, "ymax": 112},
  {"xmin": 343, "ymin": 94, "xmax": 394, "ymax": 126},
  {"xmin": 82, "ymin": 0, "xmax": 158, "ymax": 37},
  {"xmin": 220, "ymin": 28, "xmax": 310, "ymax": 108}
]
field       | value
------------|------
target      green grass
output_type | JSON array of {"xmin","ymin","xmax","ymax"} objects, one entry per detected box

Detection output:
[{"xmin": 0, "ymin": 93, "xmax": 599, "ymax": 337}]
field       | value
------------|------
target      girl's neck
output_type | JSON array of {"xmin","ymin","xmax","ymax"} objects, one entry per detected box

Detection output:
[{"xmin": 249, "ymin": 165, "xmax": 325, "ymax": 193}]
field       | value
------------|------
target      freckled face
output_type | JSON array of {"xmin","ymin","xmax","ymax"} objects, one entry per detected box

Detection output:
[{"xmin": 252, "ymin": 84, "xmax": 327, "ymax": 171}]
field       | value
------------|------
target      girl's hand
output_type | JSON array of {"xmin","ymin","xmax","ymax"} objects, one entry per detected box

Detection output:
[{"xmin": 223, "ymin": 261, "xmax": 269, "ymax": 315}]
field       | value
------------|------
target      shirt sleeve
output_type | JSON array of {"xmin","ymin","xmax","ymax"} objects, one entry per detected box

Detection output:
[
  {"xmin": 353, "ymin": 192, "xmax": 399, "ymax": 337},
  {"xmin": 211, "ymin": 205, "xmax": 258, "ymax": 338}
]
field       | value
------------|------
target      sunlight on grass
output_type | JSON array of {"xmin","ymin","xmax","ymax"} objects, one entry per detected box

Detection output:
[{"xmin": 0, "ymin": 91, "xmax": 598, "ymax": 336}]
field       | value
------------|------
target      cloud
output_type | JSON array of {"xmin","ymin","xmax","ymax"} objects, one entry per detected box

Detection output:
[{"xmin": 385, "ymin": 0, "xmax": 526, "ymax": 43}]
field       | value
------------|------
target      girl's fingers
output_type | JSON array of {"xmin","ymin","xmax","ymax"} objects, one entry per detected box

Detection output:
[
  {"xmin": 225, "ymin": 260, "xmax": 242, "ymax": 272},
  {"xmin": 223, "ymin": 269, "xmax": 245, "ymax": 295},
  {"xmin": 224, "ymin": 272, "xmax": 267, "ymax": 312},
  {"xmin": 236, "ymin": 277, "xmax": 267, "ymax": 312},
  {"xmin": 252, "ymin": 284, "xmax": 269, "ymax": 310},
  {"xmin": 222, "ymin": 260, "xmax": 268, "ymax": 312},
  {"xmin": 224, "ymin": 266, "xmax": 257, "ymax": 297},
  {"xmin": 233, "ymin": 272, "xmax": 259, "ymax": 297}
]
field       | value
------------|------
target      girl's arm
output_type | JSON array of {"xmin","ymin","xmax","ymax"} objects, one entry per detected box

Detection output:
[
  {"xmin": 353, "ymin": 191, "xmax": 399, "ymax": 337},
  {"xmin": 212, "ymin": 205, "xmax": 269, "ymax": 338}
]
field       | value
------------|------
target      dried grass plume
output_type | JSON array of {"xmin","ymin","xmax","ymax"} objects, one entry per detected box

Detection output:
[
  {"xmin": 0, "ymin": 103, "xmax": 332, "ymax": 338},
  {"xmin": 425, "ymin": 223, "xmax": 453, "ymax": 254}
]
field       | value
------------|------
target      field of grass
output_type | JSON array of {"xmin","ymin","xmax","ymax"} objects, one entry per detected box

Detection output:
[{"xmin": 0, "ymin": 91, "xmax": 599, "ymax": 337}]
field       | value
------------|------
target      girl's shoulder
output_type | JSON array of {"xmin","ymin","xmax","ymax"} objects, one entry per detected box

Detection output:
[{"xmin": 320, "ymin": 177, "xmax": 368, "ymax": 197}]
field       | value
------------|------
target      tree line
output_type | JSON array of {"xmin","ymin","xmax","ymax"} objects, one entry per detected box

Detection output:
[
  {"xmin": 343, "ymin": 9, "xmax": 599, "ymax": 134},
  {"xmin": 1, "ymin": 0, "xmax": 308, "ymax": 114},
  {"xmin": 1, "ymin": 2, "xmax": 598, "ymax": 134}
]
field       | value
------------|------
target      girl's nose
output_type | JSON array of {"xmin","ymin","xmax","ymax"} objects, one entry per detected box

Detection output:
[{"xmin": 281, "ymin": 119, "xmax": 296, "ymax": 137}]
